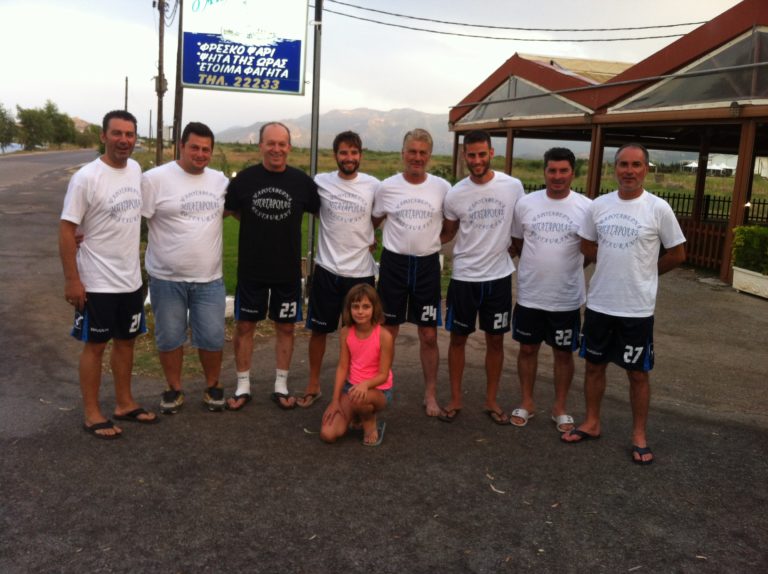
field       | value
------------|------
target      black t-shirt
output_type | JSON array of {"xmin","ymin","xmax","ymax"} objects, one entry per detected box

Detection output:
[{"xmin": 225, "ymin": 164, "xmax": 319, "ymax": 283}]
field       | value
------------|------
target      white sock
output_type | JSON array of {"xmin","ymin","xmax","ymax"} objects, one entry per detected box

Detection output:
[
  {"xmin": 236, "ymin": 371, "xmax": 251, "ymax": 396},
  {"xmin": 274, "ymin": 369, "xmax": 289, "ymax": 395}
]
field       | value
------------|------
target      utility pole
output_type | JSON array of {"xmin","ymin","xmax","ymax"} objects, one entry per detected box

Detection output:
[
  {"xmin": 306, "ymin": 0, "xmax": 323, "ymax": 298},
  {"xmin": 155, "ymin": 0, "xmax": 168, "ymax": 166},
  {"xmin": 124, "ymin": 76, "xmax": 128, "ymax": 110},
  {"xmin": 173, "ymin": 0, "xmax": 184, "ymax": 160}
]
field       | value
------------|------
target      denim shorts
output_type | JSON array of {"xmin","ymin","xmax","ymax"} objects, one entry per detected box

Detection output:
[
  {"xmin": 343, "ymin": 381, "xmax": 393, "ymax": 404},
  {"xmin": 149, "ymin": 276, "xmax": 226, "ymax": 352}
]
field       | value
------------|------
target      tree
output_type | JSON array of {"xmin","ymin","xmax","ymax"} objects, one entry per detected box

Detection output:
[
  {"xmin": 0, "ymin": 104, "xmax": 17, "ymax": 152},
  {"xmin": 16, "ymin": 106, "xmax": 53, "ymax": 150},
  {"xmin": 43, "ymin": 100, "xmax": 75, "ymax": 146}
]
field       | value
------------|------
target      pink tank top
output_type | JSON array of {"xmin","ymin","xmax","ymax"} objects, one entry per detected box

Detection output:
[{"xmin": 346, "ymin": 324, "xmax": 393, "ymax": 390}]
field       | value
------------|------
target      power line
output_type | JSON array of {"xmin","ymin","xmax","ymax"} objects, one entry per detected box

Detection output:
[
  {"xmin": 327, "ymin": 0, "xmax": 706, "ymax": 32},
  {"xmin": 322, "ymin": 7, "xmax": 687, "ymax": 42}
]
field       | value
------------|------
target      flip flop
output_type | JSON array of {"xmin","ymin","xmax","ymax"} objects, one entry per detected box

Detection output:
[
  {"xmin": 113, "ymin": 407, "xmax": 159, "ymax": 424},
  {"xmin": 484, "ymin": 409, "xmax": 510, "ymax": 425},
  {"xmin": 83, "ymin": 420, "xmax": 122, "ymax": 440},
  {"xmin": 226, "ymin": 393, "xmax": 252, "ymax": 411},
  {"xmin": 438, "ymin": 408, "xmax": 462, "ymax": 423},
  {"xmin": 631, "ymin": 445, "xmax": 654, "ymax": 465},
  {"xmin": 510, "ymin": 408, "xmax": 535, "ymax": 427},
  {"xmin": 271, "ymin": 392, "xmax": 296, "ymax": 410},
  {"xmin": 296, "ymin": 391, "xmax": 323, "ymax": 408},
  {"xmin": 560, "ymin": 428, "xmax": 601, "ymax": 444},
  {"xmin": 363, "ymin": 421, "xmax": 386, "ymax": 447},
  {"xmin": 551, "ymin": 413, "xmax": 575, "ymax": 433}
]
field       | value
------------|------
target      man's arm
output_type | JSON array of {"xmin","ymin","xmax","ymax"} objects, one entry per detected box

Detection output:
[
  {"xmin": 510, "ymin": 237, "xmax": 524, "ymax": 258},
  {"xmin": 658, "ymin": 243, "xmax": 686, "ymax": 275},
  {"xmin": 59, "ymin": 220, "xmax": 86, "ymax": 310},
  {"xmin": 440, "ymin": 219, "xmax": 459, "ymax": 244},
  {"xmin": 581, "ymin": 238, "xmax": 598, "ymax": 265}
]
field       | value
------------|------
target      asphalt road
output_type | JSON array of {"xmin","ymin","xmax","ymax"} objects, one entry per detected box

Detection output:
[{"xmin": 1, "ymin": 152, "xmax": 767, "ymax": 573}]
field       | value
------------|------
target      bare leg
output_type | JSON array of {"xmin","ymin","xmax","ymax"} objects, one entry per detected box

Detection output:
[
  {"xmin": 80, "ymin": 341, "xmax": 121, "ymax": 437},
  {"xmin": 274, "ymin": 321, "xmax": 296, "ymax": 407},
  {"xmin": 198, "ymin": 348, "xmax": 223, "ymax": 387},
  {"xmin": 512, "ymin": 342, "xmax": 540, "ymax": 425},
  {"xmin": 299, "ymin": 330, "xmax": 326, "ymax": 403},
  {"xmin": 562, "ymin": 360, "xmax": 605, "ymax": 441},
  {"xmin": 418, "ymin": 325, "xmax": 440, "ymax": 416},
  {"xmin": 483, "ymin": 333, "xmax": 505, "ymax": 413},
  {"xmin": 353, "ymin": 390, "xmax": 388, "ymax": 445},
  {"xmin": 158, "ymin": 347, "xmax": 184, "ymax": 391},
  {"xmin": 445, "ymin": 332, "xmax": 467, "ymax": 412},
  {"xmin": 320, "ymin": 394, "xmax": 354, "ymax": 443},
  {"xmin": 628, "ymin": 370, "xmax": 653, "ymax": 462},
  {"xmin": 234, "ymin": 320, "xmax": 256, "ymax": 372},
  {"xmin": 112, "ymin": 338, "xmax": 154, "ymax": 421},
  {"xmin": 552, "ymin": 348, "xmax": 575, "ymax": 426}
]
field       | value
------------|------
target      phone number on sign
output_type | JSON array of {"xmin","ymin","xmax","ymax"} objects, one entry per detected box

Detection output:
[{"xmin": 196, "ymin": 75, "xmax": 281, "ymax": 90}]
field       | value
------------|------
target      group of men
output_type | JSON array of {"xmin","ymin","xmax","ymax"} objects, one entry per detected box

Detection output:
[{"xmin": 60, "ymin": 110, "xmax": 686, "ymax": 464}]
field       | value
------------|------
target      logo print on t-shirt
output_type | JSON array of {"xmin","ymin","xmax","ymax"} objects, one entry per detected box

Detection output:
[
  {"xmin": 596, "ymin": 212, "xmax": 640, "ymax": 249},
  {"xmin": 180, "ymin": 190, "xmax": 223, "ymax": 222},
  {"xmin": 251, "ymin": 187, "xmax": 292, "ymax": 221},
  {"xmin": 393, "ymin": 197, "xmax": 435, "ymax": 231},
  {"xmin": 468, "ymin": 197, "xmax": 505, "ymax": 230},
  {"xmin": 326, "ymin": 191, "xmax": 366, "ymax": 224},
  {"xmin": 108, "ymin": 186, "xmax": 141, "ymax": 224},
  {"xmin": 529, "ymin": 210, "xmax": 577, "ymax": 245}
]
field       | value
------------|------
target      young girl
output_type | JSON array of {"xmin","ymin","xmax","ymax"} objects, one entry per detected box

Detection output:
[{"xmin": 320, "ymin": 283, "xmax": 394, "ymax": 446}]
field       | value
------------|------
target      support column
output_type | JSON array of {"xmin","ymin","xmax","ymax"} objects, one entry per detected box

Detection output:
[
  {"xmin": 504, "ymin": 129, "xmax": 514, "ymax": 175},
  {"xmin": 586, "ymin": 125, "xmax": 605, "ymax": 199}
]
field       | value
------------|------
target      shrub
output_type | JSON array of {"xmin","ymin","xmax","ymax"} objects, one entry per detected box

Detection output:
[{"xmin": 732, "ymin": 225, "xmax": 768, "ymax": 275}]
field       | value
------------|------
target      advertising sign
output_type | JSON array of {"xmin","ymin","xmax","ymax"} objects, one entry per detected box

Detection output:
[{"xmin": 182, "ymin": 0, "xmax": 308, "ymax": 95}]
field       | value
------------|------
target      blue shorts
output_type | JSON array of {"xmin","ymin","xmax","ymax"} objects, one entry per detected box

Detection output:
[
  {"xmin": 306, "ymin": 265, "xmax": 375, "ymax": 333},
  {"xmin": 445, "ymin": 275, "xmax": 512, "ymax": 336},
  {"xmin": 343, "ymin": 381, "xmax": 393, "ymax": 404},
  {"xmin": 71, "ymin": 288, "xmax": 146, "ymax": 343},
  {"xmin": 512, "ymin": 303, "xmax": 581, "ymax": 352},
  {"xmin": 235, "ymin": 279, "xmax": 303, "ymax": 324},
  {"xmin": 579, "ymin": 308, "xmax": 655, "ymax": 372},
  {"xmin": 149, "ymin": 276, "xmax": 226, "ymax": 352}
]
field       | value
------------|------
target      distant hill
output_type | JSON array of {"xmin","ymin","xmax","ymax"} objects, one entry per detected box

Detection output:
[
  {"xmin": 216, "ymin": 107, "xmax": 455, "ymax": 154},
  {"xmin": 216, "ymin": 107, "xmax": 698, "ymax": 163}
]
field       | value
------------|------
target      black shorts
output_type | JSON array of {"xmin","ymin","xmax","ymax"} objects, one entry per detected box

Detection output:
[
  {"xmin": 445, "ymin": 276, "xmax": 512, "ymax": 336},
  {"xmin": 70, "ymin": 288, "xmax": 146, "ymax": 343},
  {"xmin": 512, "ymin": 304, "xmax": 581, "ymax": 352},
  {"xmin": 579, "ymin": 308, "xmax": 655, "ymax": 371},
  {"xmin": 306, "ymin": 265, "xmax": 375, "ymax": 333},
  {"xmin": 377, "ymin": 248, "xmax": 441, "ymax": 327},
  {"xmin": 235, "ymin": 279, "xmax": 303, "ymax": 323}
]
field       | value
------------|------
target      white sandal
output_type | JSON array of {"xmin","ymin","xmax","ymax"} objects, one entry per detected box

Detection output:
[
  {"xmin": 510, "ymin": 407, "xmax": 534, "ymax": 427},
  {"xmin": 551, "ymin": 414, "xmax": 575, "ymax": 433}
]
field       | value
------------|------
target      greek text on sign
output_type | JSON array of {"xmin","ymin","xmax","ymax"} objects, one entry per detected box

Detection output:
[{"xmin": 182, "ymin": 0, "xmax": 308, "ymax": 95}]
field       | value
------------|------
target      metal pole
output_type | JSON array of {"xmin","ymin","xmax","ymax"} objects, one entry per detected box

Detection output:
[
  {"xmin": 306, "ymin": 0, "xmax": 323, "ymax": 298},
  {"xmin": 124, "ymin": 76, "xmax": 128, "ymax": 110},
  {"xmin": 173, "ymin": 0, "xmax": 184, "ymax": 160},
  {"xmin": 155, "ymin": 0, "xmax": 167, "ymax": 166}
]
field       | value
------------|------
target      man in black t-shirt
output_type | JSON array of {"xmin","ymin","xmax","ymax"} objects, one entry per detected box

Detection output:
[{"xmin": 224, "ymin": 122, "xmax": 320, "ymax": 410}]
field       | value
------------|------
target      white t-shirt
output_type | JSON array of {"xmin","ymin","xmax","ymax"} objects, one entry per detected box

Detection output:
[
  {"xmin": 512, "ymin": 189, "xmax": 592, "ymax": 311},
  {"xmin": 60, "ymin": 157, "xmax": 142, "ymax": 293},
  {"xmin": 314, "ymin": 171, "xmax": 378, "ymax": 277},
  {"xmin": 444, "ymin": 171, "xmax": 523, "ymax": 281},
  {"xmin": 580, "ymin": 190, "xmax": 686, "ymax": 317},
  {"xmin": 372, "ymin": 173, "xmax": 450, "ymax": 256},
  {"xmin": 141, "ymin": 161, "xmax": 228, "ymax": 282}
]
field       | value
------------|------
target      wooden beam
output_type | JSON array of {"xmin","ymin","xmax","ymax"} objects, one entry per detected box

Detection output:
[{"xmin": 586, "ymin": 125, "xmax": 605, "ymax": 198}]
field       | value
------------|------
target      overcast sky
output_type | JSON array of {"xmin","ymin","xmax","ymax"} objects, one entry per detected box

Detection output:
[{"xmin": 0, "ymin": 0, "xmax": 743, "ymax": 136}]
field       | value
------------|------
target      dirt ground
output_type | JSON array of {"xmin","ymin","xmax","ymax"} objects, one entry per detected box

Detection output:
[{"xmin": 1, "ymin": 152, "xmax": 767, "ymax": 573}]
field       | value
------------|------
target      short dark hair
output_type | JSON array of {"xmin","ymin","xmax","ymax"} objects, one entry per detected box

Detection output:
[
  {"xmin": 181, "ymin": 122, "xmax": 215, "ymax": 147},
  {"xmin": 341, "ymin": 283, "xmax": 384, "ymax": 327},
  {"xmin": 543, "ymin": 147, "xmax": 576, "ymax": 170},
  {"xmin": 333, "ymin": 130, "xmax": 362, "ymax": 154},
  {"xmin": 259, "ymin": 122, "xmax": 291, "ymax": 145},
  {"xmin": 102, "ymin": 110, "xmax": 137, "ymax": 134},
  {"xmin": 463, "ymin": 130, "xmax": 492, "ymax": 147},
  {"xmin": 615, "ymin": 143, "xmax": 649, "ymax": 165}
]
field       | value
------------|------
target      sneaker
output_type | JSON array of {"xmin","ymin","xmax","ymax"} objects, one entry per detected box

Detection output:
[
  {"xmin": 160, "ymin": 389, "xmax": 184, "ymax": 414},
  {"xmin": 203, "ymin": 386, "xmax": 226, "ymax": 412}
]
